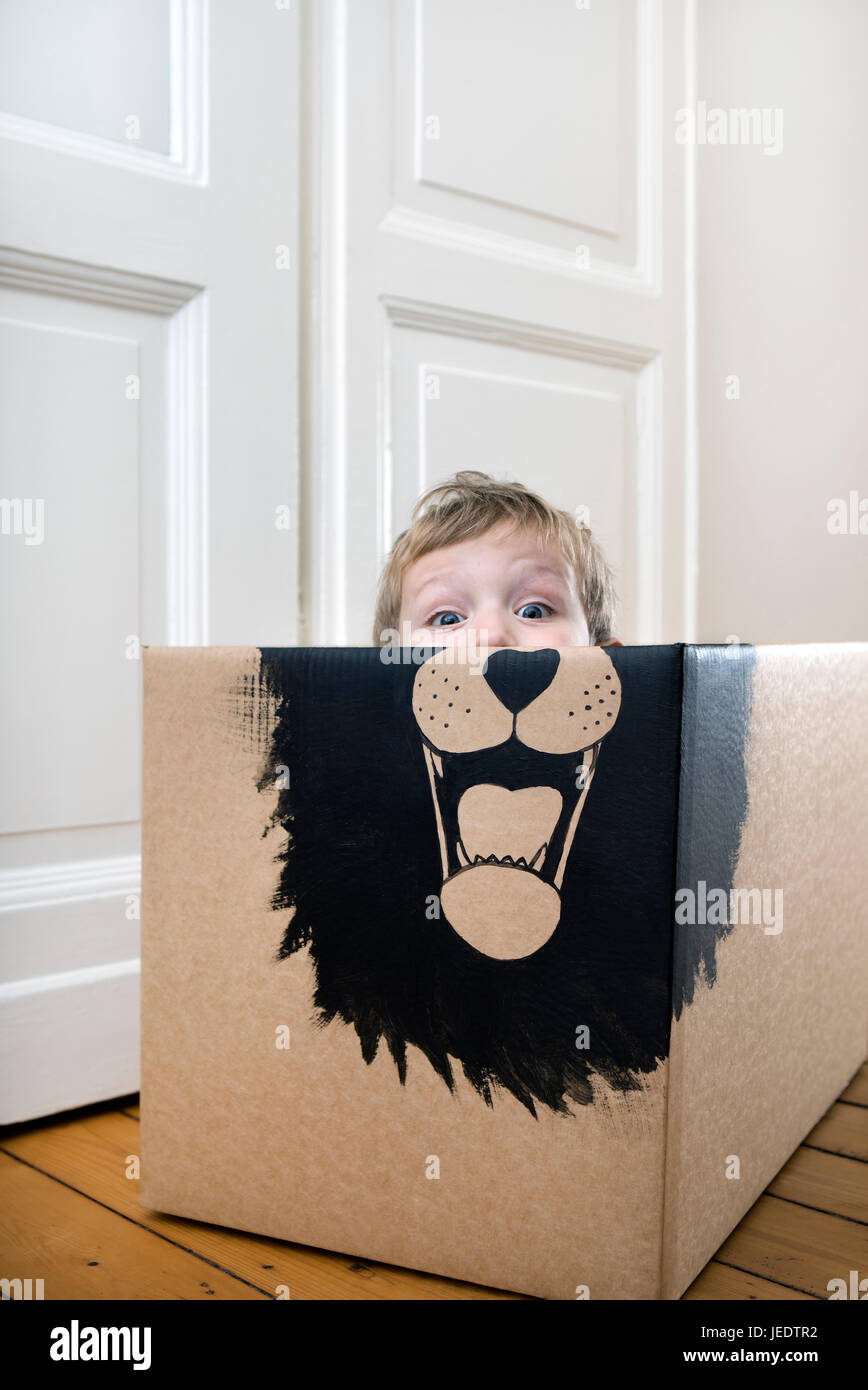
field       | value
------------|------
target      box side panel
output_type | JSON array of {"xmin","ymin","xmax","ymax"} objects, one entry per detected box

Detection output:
[
  {"xmin": 140, "ymin": 645, "xmax": 266, "ymax": 1206},
  {"xmin": 141, "ymin": 644, "xmax": 681, "ymax": 1299},
  {"xmin": 663, "ymin": 644, "xmax": 868, "ymax": 1298}
]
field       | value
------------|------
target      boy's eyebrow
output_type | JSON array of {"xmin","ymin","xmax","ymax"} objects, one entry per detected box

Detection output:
[
  {"xmin": 413, "ymin": 570, "xmax": 455, "ymax": 591},
  {"xmin": 411, "ymin": 559, "xmax": 570, "ymax": 595},
  {"xmin": 409, "ymin": 572, "xmax": 465, "ymax": 603},
  {"xmin": 503, "ymin": 560, "xmax": 575, "ymax": 594},
  {"xmin": 510, "ymin": 560, "xmax": 570, "ymax": 583}
]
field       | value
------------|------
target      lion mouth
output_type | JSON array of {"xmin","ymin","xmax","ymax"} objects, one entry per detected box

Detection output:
[
  {"xmin": 427, "ymin": 739, "xmax": 594, "ymax": 891},
  {"xmin": 423, "ymin": 739, "xmax": 599, "ymax": 960},
  {"xmin": 454, "ymin": 783, "xmax": 561, "ymax": 876}
]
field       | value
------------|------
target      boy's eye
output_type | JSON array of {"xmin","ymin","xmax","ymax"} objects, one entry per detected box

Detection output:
[
  {"xmin": 430, "ymin": 611, "xmax": 464, "ymax": 627},
  {"xmin": 516, "ymin": 602, "xmax": 552, "ymax": 620}
]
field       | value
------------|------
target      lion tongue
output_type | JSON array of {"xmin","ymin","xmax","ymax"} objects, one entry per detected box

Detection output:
[{"xmin": 457, "ymin": 784, "xmax": 562, "ymax": 867}]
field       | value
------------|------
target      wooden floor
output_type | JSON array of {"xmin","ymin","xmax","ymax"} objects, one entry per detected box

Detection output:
[{"xmin": 1, "ymin": 1065, "xmax": 866, "ymax": 1300}]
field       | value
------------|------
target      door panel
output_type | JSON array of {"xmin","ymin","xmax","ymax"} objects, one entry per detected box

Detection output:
[
  {"xmin": 388, "ymin": 326, "xmax": 640, "ymax": 638},
  {"xmin": 305, "ymin": 0, "xmax": 690, "ymax": 647},
  {"xmin": 396, "ymin": 0, "xmax": 636, "ymax": 261},
  {"xmin": 0, "ymin": 0, "xmax": 299, "ymax": 1122}
]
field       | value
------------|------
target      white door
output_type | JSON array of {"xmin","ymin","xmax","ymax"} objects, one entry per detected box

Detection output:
[
  {"xmin": 0, "ymin": 0, "xmax": 299, "ymax": 1122},
  {"xmin": 303, "ymin": 0, "xmax": 694, "ymax": 647}
]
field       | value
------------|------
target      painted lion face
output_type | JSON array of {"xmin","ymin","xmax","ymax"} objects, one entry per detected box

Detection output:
[
  {"xmin": 255, "ymin": 642, "xmax": 690, "ymax": 1117},
  {"xmin": 412, "ymin": 647, "xmax": 621, "ymax": 959}
]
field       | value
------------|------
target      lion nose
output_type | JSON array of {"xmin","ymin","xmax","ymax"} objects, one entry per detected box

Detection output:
[{"xmin": 482, "ymin": 648, "xmax": 560, "ymax": 714}]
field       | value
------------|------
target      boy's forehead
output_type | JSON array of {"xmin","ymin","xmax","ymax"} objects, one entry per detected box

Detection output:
[{"xmin": 402, "ymin": 524, "xmax": 575, "ymax": 597}]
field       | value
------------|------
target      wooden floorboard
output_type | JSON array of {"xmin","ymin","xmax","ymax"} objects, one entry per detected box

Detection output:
[
  {"xmin": 803, "ymin": 1101, "xmax": 868, "ymax": 1162},
  {"xmin": 2, "ymin": 1064, "xmax": 865, "ymax": 1300},
  {"xmin": 713, "ymin": 1194, "xmax": 868, "ymax": 1298},
  {"xmin": 766, "ymin": 1145, "xmax": 868, "ymax": 1224},
  {"xmin": 0, "ymin": 1108, "xmax": 518, "ymax": 1300},
  {"xmin": 0, "ymin": 1152, "xmax": 268, "ymax": 1300},
  {"xmin": 840, "ymin": 1065, "xmax": 868, "ymax": 1107},
  {"xmin": 682, "ymin": 1262, "xmax": 818, "ymax": 1300}
]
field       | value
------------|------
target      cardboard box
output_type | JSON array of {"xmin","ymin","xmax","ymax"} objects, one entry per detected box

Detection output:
[{"xmin": 140, "ymin": 642, "xmax": 868, "ymax": 1299}]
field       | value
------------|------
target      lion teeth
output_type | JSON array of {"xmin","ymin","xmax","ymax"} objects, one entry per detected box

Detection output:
[
  {"xmin": 457, "ymin": 785, "xmax": 562, "ymax": 870},
  {"xmin": 527, "ymin": 843, "xmax": 546, "ymax": 870}
]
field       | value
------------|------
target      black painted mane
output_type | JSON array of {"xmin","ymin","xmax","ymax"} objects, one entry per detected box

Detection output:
[{"xmin": 252, "ymin": 645, "xmax": 747, "ymax": 1117}]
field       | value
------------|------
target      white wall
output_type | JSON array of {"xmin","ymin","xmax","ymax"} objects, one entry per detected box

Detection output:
[{"xmin": 696, "ymin": 0, "xmax": 868, "ymax": 644}]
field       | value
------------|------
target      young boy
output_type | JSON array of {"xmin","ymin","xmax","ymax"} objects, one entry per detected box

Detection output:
[{"xmin": 373, "ymin": 470, "xmax": 621, "ymax": 652}]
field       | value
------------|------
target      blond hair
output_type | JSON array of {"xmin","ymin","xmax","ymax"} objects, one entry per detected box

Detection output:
[{"xmin": 372, "ymin": 471, "xmax": 617, "ymax": 645}]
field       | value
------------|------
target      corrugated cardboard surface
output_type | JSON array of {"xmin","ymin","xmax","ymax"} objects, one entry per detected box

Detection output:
[
  {"xmin": 662, "ymin": 643, "xmax": 868, "ymax": 1298},
  {"xmin": 142, "ymin": 642, "xmax": 867, "ymax": 1299},
  {"xmin": 140, "ymin": 647, "xmax": 670, "ymax": 1300}
]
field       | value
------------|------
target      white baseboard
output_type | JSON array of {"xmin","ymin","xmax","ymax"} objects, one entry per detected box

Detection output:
[
  {"xmin": 0, "ymin": 854, "xmax": 141, "ymax": 1123},
  {"xmin": 0, "ymin": 954, "xmax": 140, "ymax": 1125}
]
